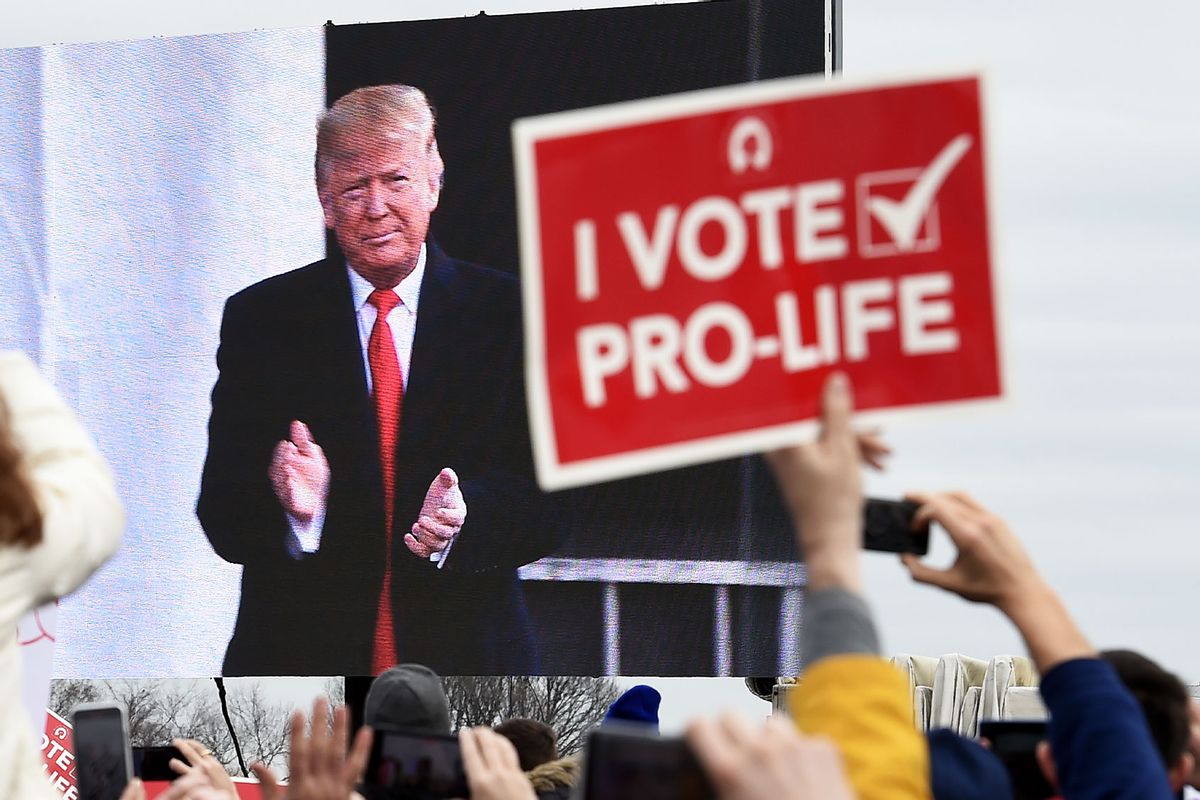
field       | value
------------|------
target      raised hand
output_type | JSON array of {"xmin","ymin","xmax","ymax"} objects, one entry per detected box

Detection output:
[
  {"xmin": 459, "ymin": 727, "xmax": 537, "ymax": 800},
  {"xmin": 687, "ymin": 714, "xmax": 854, "ymax": 800},
  {"xmin": 405, "ymin": 467, "xmax": 466, "ymax": 559},
  {"xmin": 167, "ymin": 738, "xmax": 238, "ymax": 798},
  {"xmin": 268, "ymin": 420, "xmax": 330, "ymax": 523},
  {"xmin": 900, "ymin": 491, "xmax": 1094, "ymax": 672},
  {"xmin": 856, "ymin": 427, "xmax": 893, "ymax": 470},
  {"xmin": 899, "ymin": 491, "xmax": 1043, "ymax": 611},
  {"xmin": 252, "ymin": 699, "xmax": 372, "ymax": 800},
  {"xmin": 157, "ymin": 773, "xmax": 235, "ymax": 800},
  {"xmin": 119, "ymin": 780, "xmax": 146, "ymax": 800},
  {"xmin": 764, "ymin": 373, "xmax": 881, "ymax": 592}
]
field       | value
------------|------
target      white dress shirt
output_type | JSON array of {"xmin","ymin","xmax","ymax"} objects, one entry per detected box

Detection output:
[{"xmin": 288, "ymin": 245, "xmax": 453, "ymax": 566}]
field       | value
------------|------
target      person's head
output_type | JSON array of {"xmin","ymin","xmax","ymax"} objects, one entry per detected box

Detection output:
[
  {"xmin": 364, "ymin": 663, "xmax": 451, "ymax": 734},
  {"xmin": 494, "ymin": 718, "xmax": 558, "ymax": 771},
  {"xmin": 0, "ymin": 397, "xmax": 42, "ymax": 549},
  {"xmin": 1104, "ymin": 650, "xmax": 1194, "ymax": 791},
  {"xmin": 316, "ymin": 84, "xmax": 444, "ymax": 290},
  {"xmin": 603, "ymin": 685, "xmax": 661, "ymax": 733},
  {"xmin": 1188, "ymin": 697, "xmax": 1200, "ymax": 787},
  {"xmin": 1035, "ymin": 650, "xmax": 1195, "ymax": 792}
]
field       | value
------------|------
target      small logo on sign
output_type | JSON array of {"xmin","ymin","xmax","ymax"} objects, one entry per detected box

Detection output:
[{"xmin": 727, "ymin": 115, "xmax": 773, "ymax": 174}]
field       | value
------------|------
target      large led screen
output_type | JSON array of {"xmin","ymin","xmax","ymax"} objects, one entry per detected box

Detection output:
[{"xmin": 0, "ymin": 0, "xmax": 830, "ymax": 677}]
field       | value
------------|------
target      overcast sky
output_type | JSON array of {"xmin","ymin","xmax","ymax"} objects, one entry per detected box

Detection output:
[
  {"xmin": 844, "ymin": 0, "xmax": 1200, "ymax": 684},
  {"xmin": 7, "ymin": 0, "xmax": 1199, "ymax": 732}
]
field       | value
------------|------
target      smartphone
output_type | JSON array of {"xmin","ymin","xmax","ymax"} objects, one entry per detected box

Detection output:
[
  {"xmin": 133, "ymin": 745, "xmax": 187, "ymax": 781},
  {"xmin": 72, "ymin": 702, "xmax": 133, "ymax": 800},
  {"xmin": 977, "ymin": 720, "xmax": 1055, "ymax": 800},
  {"xmin": 580, "ymin": 726, "xmax": 716, "ymax": 800},
  {"xmin": 360, "ymin": 727, "xmax": 469, "ymax": 800},
  {"xmin": 863, "ymin": 498, "xmax": 929, "ymax": 555}
]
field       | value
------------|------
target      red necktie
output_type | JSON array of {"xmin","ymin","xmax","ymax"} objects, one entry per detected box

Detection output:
[{"xmin": 368, "ymin": 288, "xmax": 403, "ymax": 675}]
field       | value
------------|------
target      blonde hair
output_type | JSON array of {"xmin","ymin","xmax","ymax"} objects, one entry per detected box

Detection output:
[{"xmin": 315, "ymin": 84, "xmax": 442, "ymax": 189}]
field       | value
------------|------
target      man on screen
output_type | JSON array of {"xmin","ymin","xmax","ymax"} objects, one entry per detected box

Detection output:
[{"xmin": 197, "ymin": 85, "xmax": 553, "ymax": 675}]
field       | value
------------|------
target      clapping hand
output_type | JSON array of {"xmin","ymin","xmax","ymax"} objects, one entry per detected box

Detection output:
[
  {"xmin": 269, "ymin": 421, "xmax": 330, "ymax": 523},
  {"xmin": 406, "ymin": 467, "xmax": 466, "ymax": 559}
]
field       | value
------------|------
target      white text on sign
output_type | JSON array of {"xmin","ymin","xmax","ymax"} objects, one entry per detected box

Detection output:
[
  {"xmin": 573, "ymin": 178, "xmax": 848, "ymax": 302},
  {"xmin": 578, "ymin": 272, "xmax": 958, "ymax": 408},
  {"xmin": 571, "ymin": 134, "xmax": 971, "ymax": 408}
]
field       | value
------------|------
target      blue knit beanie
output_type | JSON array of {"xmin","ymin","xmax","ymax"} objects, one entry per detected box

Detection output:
[{"xmin": 604, "ymin": 685, "xmax": 661, "ymax": 731}]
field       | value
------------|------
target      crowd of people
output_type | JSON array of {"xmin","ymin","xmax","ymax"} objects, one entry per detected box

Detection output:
[{"xmin": 3, "ymin": 349, "xmax": 1200, "ymax": 799}]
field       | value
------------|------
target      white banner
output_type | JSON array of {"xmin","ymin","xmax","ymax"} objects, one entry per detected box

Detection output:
[{"xmin": 18, "ymin": 602, "xmax": 58, "ymax": 739}]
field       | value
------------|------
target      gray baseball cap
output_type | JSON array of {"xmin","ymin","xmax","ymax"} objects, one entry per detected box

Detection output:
[{"xmin": 364, "ymin": 663, "xmax": 452, "ymax": 734}]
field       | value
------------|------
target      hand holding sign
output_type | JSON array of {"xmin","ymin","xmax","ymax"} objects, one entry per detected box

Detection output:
[{"xmin": 765, "ymin": 374, "xmax": 890, "ymax": 593}]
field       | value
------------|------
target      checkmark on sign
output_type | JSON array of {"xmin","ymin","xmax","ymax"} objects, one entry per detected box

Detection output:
[{"xmin": 859, "ymin": 133, "xmax": 974, "ymax": 255}]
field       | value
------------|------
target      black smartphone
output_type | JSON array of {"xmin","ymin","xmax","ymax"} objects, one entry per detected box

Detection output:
[
  {"xmin": 581, "ymin": 726, "xmax": 716, "ymax": 800},
  {"xmin": 863, "ymin": 498, "xmax": 929, "ymax": 555},
  {"xmin": 977, "ymin": 720, "xmax": 1055, "ymax": 800},
  {"xmin": 72, "ymin": 702, "xmax": 133, "ymax": 800},
  {"xmin": 361, "ymin": 727, "xmax": 469, "ymax": 800},
  {"xmin": 133, "ymin": 745, "xmax": 187, "ymax": 781}
]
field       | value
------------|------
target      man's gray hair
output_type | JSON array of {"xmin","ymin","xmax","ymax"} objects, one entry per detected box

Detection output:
[{"xmin": 315, "ymin": 84, "xmax": 442, "ymax": 189}]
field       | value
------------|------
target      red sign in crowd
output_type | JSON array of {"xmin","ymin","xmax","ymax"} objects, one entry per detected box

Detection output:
[
  {"xmin": 41, "ymin": 711, "xmax": 76, "ymax": 798},
  {"xmin": 40, "ymin": 711, "xmax": 265, "ymax": 799},
  {"xmin": 514, "ymin": 73, "xmax": 1004, "ymax": 489}
]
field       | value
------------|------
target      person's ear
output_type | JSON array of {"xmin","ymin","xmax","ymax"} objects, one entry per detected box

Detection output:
[
  {"xmin": 1168, "ymin": 751, "xmax": 1195, "ymax": 792},
  {"xmin": 318, "ymin": 185, "xmax": 337, "ymax": 230},
  {"xmin": 1035, "ymin": 741, "xmax": 1058, "ymax": 791},
  {"xmin": 426, "ymin": 141, "xmax": 444, "ymax": 212}
]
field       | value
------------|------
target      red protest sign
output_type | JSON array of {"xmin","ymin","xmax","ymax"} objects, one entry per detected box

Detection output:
[
  {"xmin": 514, "ymin": 72, "xmax": 1004, "ymax": 490},
  {"xmin": 41, "ymin": 710, "xmax": 78, "ymax": 798}
]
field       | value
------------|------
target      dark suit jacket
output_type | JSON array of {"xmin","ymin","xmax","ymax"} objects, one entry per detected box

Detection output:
[{"xmin": 197, "ymin": 245, "xmax": 554, "ymax": 675}]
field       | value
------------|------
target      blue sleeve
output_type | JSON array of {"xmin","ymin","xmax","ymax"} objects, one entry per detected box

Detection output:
[
  {"xmin": 926, "ymin": 729, "xmax": 1013, "ymax": 800},
  {"xmin": 1040, "ymin": 658, "xmax": 1173, "ymax": 800}
]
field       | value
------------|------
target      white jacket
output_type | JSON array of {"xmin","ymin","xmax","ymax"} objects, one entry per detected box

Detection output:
[{"xmin": 0, "ymin": 352, "xmax": 123, "ymax": 799}]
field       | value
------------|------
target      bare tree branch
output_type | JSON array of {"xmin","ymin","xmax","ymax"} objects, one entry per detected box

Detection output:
[
  {"xmin": 228, "ymin": 683, "xmax": 291, "ymax": 774},
  {"xmin": 46, "ymin": 678, "xmax": 290, "ymax": 776},
  {"xmin": 441, "ymin": 677, "xmax": 623, "ymax": 756},
  {"xmin": 323, "ymin": 677, "xmax": 346, "ymax": 709},
  {"xmin": 48, "ymin": 679, "xmax": 100, "ymax": 721}
]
